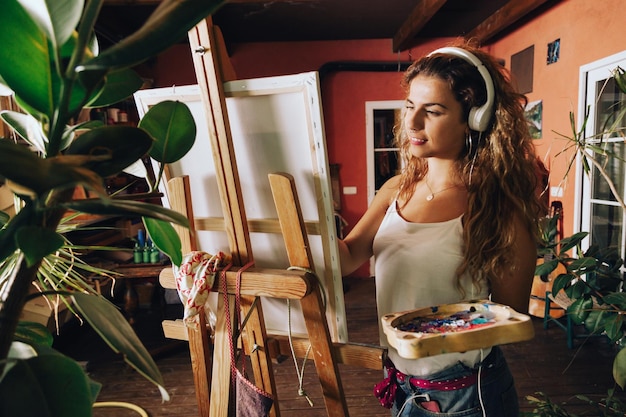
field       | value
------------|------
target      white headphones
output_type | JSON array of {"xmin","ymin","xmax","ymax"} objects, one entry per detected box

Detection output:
[{"xmin": 428, "ymin": 47, "xmax": 495, "ymax": 132}]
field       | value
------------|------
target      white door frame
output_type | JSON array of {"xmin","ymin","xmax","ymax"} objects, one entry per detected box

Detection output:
[{"xmin": 575, "ymin": 50, "xmax": 626, "ymax": 251}]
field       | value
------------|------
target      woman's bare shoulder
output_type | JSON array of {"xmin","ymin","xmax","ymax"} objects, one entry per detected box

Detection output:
[{"xmin": 374, "ymin": 175, "xmax": 402, "ymax": 206}]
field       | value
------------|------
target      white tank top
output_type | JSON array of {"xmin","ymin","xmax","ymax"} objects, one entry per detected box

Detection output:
[{"xmin": 373, "ymin": 200, "xmax": 490, "ymax": 376}]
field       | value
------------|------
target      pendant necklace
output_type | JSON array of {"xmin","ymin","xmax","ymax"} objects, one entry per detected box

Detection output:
[{"xmin": 424, "ymin": 178, "xmax": 459, "ymax": 201}]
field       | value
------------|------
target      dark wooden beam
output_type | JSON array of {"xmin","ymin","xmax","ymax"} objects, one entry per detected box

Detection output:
[
  {"xmin": 392, "ymin": 0, "xmax": 447, "ymax": 52},
  {"xmin": 102, "ymin": 0, "xmax": 160, "ymax": 4},
  {"xmin": 467, "ymin": 0, "xmax": 552, "ymax": 44}
]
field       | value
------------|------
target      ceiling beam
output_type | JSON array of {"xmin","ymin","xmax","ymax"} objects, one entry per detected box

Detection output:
[
  {"xmin": 467, "ymin": 0, "xmax": 552, "ymax": 44},
  {"xmin": 392, "ymin": 0, "xmax": 447, "ymax": 53},
  {"xmin": 102, "ymin": 0, "xmax": 160, "ymax": 4}
]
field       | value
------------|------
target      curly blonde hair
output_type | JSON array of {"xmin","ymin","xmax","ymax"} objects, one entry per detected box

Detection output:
[{"xmin": 395, "ymin": 41, "xmax": 544, "ymax": 293}]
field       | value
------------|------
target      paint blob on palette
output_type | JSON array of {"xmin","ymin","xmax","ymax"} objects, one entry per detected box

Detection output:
[
  {"xmin": 395, "ymin": 306, "xmax": 497, "ymax": 334},
  {"xmin": 382, "ymin": 300, "xmax": 534, "ymax": 359}
]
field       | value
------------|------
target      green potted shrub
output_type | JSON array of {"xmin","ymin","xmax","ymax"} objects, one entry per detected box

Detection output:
[
  {"xmin": 529, "ymin": 66, "xmax": 626, "ymax": 416},
  {"xmin": 0, "ymin": 1, "xmax": 225, "ymax": 416}
]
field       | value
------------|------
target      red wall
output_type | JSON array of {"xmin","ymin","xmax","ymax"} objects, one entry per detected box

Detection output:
[
  {"xmin": 486, "ymin": 0, "xmax": 626, "ymax": 240},
  {"xmin": 151, "ymin": 0, "xmax": 626, "ymax": 276}
]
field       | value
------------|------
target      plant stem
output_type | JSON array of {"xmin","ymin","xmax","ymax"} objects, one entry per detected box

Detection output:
[
  {"xmin": 582, "ymin": 148, "xmax": 626, "ymax": 210},
  {"xmin": 0, "ymin": 255, "xmax": 41, "ymax": 368}
]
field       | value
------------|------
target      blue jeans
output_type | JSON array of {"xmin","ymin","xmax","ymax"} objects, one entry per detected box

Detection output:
[{"xmin": 390, "ymin": 347, "xmax": 519, "ymax": 417}]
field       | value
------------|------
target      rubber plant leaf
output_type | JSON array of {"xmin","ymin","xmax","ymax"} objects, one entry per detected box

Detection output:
[
  {"xmin": 558, "ymin": 231, "xmax": 588, "ymax": 256},
  {"xmin": 63, "ymin": 199, "xmax": 190, "ymax": 228},
  {"xmin": 139, "ymin": 100, "xmax": 196, "ymax": 163},
  {"xmin": 602, "ymin": 292, "xmax": 626, "ymax": 309},
  {"xmin": 0, "ymin": 1, "xmax": 53, "ymax": 117},
  {"xmin": 78, "ymin": 0, "xmax": 227, "ymax": 71},
  {"xmin": 143, "ymin": 217, "xmax": 183, "ymax": 267},
  {"xmin": 550, "ymin": 272, "xmax": 575, "ymax": 298},
  {"xmin": 0, "ymin": 203, "xmax": 34, "ymax": 264},
  {"xmin": 14, "ymin": 321, "xmax": 54, "ymax": 348},
  {"xmin": 86, "ymin": 67, "xmax": 144, "ymax": 108},
  {"xmin": 0, "ymin": 140, "xmax": 105, "ymax": 196},
  {"xmin": 568, "ymin": 297, "xmax": 593, "ymax": 325},
  {"xmin": 0, "ymin": 212, "xmax": 9, "ymax": 228},
  {"xmin": 15, "ymin": 226, "xmax": 65, "ymax": 267},
  {"xmin": 64, "ymin": 126, "xmax": 154, "ymax": 177},
  {"xmin": 566, "ymin": 256, "xmax": 598, "ymax": 275},
  {"xmin": 18, "ymin": 0, "xmax": 84, "ymax": 49},
  {"xmin": 0, "ymin": 343, "xmax": 98, "ymax": 417},
  {"xmin": 71, "ymin": 292, "xmax": 170, "ymax": 401},
  {"xmin": 602, "ymin": 311, "xmax": 623, "ymax": 342},
  {"xmin": 534, "ymin": 258, "xmax": 559, "ymax": 277},
  {"xmin": 582, "ymin": 309, "xmax": 609, "ymax": 338},
  {"xmin": 614, "ymin": 346, "xmax": 626, "ymax": 389},
  {"xmin": 0, "ymin": 110, "xmax": 47, "ymax": 154}
]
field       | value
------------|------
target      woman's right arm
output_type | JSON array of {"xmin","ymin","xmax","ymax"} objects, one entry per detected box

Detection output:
[{"xmin": 337, "ymin": 176, "xmax": 399, "ymax": 276}]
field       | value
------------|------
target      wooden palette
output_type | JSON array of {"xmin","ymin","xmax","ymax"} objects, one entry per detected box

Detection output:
[{"xmin": 381, "ymin": 300, "xmax": 535, "ymax": 359}]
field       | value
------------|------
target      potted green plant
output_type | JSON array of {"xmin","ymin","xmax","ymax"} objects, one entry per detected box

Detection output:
[
  {"xmin": 528, "ymin": 66, "xmax": 626, "ymax": 416},
  {"xmin": 0, "ymin": 1, "xmax": 225, "ymax": 416}
]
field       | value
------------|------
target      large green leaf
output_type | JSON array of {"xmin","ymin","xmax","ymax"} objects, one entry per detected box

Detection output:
[
  {"xmin": 64, "ymin": 125, "xmax": 153, "ymax": 177},
  {"xmin": 0, "ymin": 139, "xmax": 105, "ymax": 196},
  {"xmin": 603, "ymin": 312, "xmax": 623, "ymax": 342},
  {"xmin": 558, "ymin": 231, "xmax": 588, "ymax": 256},
  {"xmin": 86, "ymin": 68, "xmax": 144, "ymax": 108},
  {"xmin": 0, "ymin": 110, "xmax": 47, "ymax": 154},
  {"xmin": 0, "ymin": 203, "xmax": 33, "ymax": 263},
  {"xmin": 19, "ymin": 0, "xmax": 84, "ymax": 48},
  {"xmin": 534, "ymin": 258, "xmax": 559, "ymax": 277},
  {"xmin": 550, "ymin": 272, "xmax": 574, "ymax": 296},
  {"xmin": 568, "ymin": 297, "xmax": 593, "ymax": 325},
  {"xmin": 63, "ymin": 198, "xmax": 190, "ymax": 227},
  {"xmin": 78, "ymin": 0, "xmax": 227, "ymax": 71},
  {"xmin": 143, "ymin": 217, "xmax": 183, "ymax": 267},
  {"xmin": 567, "ymin": 256, "xmax": 597, "ymax": 274},
  {"xmin": 0, "ymin": 211, "xmax": 10, "ymax": 228},
  {"xmin": 15, "ymin": 226, "xmax": 65, "ymax": 267},
  {"xmin": 603, "ymin": 292, "xmax": 626, "ymax": 309},
  {"xmin": 614, "ymin": 348, "xmax": 626, "ymax": 389},
  {"xmin": 0, "ymin": 344, "xmax": 98, "ymax": 417},
  {"xmin": 0, "ymin": 1, "xmax": 53, "ymax": 117},
  {"xmin": 14, "ymin": 321, "xmax": 54, "ymax": 348},
  {"xmin": 139, "ymin": 100, "xmax": 196, "ymax": 163},
  {"xmin": 71, "ymin": 292, "xmax": 169, "ymax": 401}
]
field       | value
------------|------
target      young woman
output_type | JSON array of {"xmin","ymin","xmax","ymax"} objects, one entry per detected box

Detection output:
[{"xmin": 337, "ymin": 43, "xmax": 543, "ymax": 416}]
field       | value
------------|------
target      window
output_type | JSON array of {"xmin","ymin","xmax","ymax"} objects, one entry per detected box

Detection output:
[
  {"xmin": 577, "ymin": 51, "xmax": 626, "ymax": 259},
  {"xmin": 366, "ymin": 101, "xmax": 403, "ymax": 205}
]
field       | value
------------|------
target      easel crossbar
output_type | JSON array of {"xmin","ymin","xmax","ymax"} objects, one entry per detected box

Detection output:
[{"xmin": 160, "ymin": 267, "xmax": 311, "ymax": 299}]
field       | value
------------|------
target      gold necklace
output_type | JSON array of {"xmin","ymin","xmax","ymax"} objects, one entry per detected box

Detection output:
[{"xmin": 424, "ymin": 178, "xmax": 460, "ymax": 201}]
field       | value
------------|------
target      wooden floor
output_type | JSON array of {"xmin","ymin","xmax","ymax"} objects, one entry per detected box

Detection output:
[{"xmin": 53, "ymin": 277, "xmax": 624, "ymax": 416}]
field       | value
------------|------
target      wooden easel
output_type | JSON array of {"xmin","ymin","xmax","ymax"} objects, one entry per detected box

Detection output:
[{"xmin": 158, "ymin": 16, "xmax": 386, "ymax": 417}]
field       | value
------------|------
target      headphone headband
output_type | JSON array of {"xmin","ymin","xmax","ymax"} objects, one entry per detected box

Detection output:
[{"xmin": 428, "ymin": 47, "xmax": 495, "ymax": 132}]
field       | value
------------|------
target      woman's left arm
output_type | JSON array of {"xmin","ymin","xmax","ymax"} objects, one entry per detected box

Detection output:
[{"xmin": 489, "ymin": 214, "xmax": 537, "ymax": 314}]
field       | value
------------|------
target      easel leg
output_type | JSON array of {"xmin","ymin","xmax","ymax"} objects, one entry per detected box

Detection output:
[{"xmin": 188, "ymin": 311, "xmax": 213, "ymax": 417}]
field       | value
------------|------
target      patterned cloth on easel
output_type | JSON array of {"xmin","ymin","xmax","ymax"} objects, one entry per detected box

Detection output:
[{"xmin": 172, "ymin": 251, "xmax": 229, "ymax": 328}]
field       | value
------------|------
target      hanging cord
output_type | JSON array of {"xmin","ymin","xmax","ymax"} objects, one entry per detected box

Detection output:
[
  {"xmin": 220, "ymin": 262, "xmax": 236, "ymax": 384},
  {"xmin": 478, "ymin": 348, "xmax": 486, "ymax": 417},
  {"xmin": 286, "ymin": 298, "xmax": 314, "ymax": 406},
  {"xmin": 468, "ymin": 131, "xmax": 483, "ymax": 186},
  {"xmin": 221, "ymin": 261, "xmax": 256, "ymax": 383},
  {"xmin": 285, "ymin": 266, "xmax": 328, "ymax": 406},
  {"xmin": 287, "ymin": 266, "xmax": 327, "ymax": 309}
]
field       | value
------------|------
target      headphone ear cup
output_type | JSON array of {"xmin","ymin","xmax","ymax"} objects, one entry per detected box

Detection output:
[
  {"xmin": 468, "ymin": 107, "xmax": 479, "ymax": 131},
  {"xmin": 468, "ymin": 105, "xmax": 490, "ymax": 132},
  {"xmin": 428, "ymin": 47, "xmax": 495, "ymax": 132}
]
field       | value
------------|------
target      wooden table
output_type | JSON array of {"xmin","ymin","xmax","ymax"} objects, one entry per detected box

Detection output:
[{"xmin": 112, "ymin": 262, "xmax": 170, "ymax": 324}]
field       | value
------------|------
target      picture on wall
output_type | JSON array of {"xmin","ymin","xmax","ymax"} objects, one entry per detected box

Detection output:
[{"xmin": 525, "ymin": 99, "xmax": 543, "ymax": 139}]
